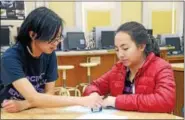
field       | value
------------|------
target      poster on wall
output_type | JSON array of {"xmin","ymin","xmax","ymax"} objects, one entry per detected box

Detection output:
[{"xmin": 0, "ymin": 1, "xmax": 25, "ymax": 20}]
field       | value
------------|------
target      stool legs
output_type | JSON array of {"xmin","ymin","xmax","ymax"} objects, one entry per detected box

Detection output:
[
  {"xmin": 62, "ymin": 70, "xmax": 66, "ymax": 88},
  {"xmin": 82, "ymin": 84, "xmax": 88, "ymax": 93},
  {"xmin": 87, "ymin": 67, "xmax": 91, "ymax": 83},
  {"xmin": 61, "ymin": 69, "xmax": 71, "ymax": 96},
  {"xmin": 58, "ymin": 87, "xmax": 81, "ymax": 96},
  {"xmin": 74, "ymin": 88, "xmax": 81, "ymax": 96},
  {"xmin": 55, "ymin": 87, "xmax": 70, "ymax": 96},
  {"xmin": 82, "ymin": 67, "xmax": 91, "ymax": 93},
  {"xmin": 59, "ymin": 87, "xmax": 70, "ymax": 96},
  {"xmin": 57, "ymin": 69, "xmax": 81, "ymax": 96},
  {"xmin": 57, "ymin": 65, "xmax": 82, "ymax": 96},
  {"xmin": 76, "ymin": 67, "xmax": 92, "ymax": 94}
]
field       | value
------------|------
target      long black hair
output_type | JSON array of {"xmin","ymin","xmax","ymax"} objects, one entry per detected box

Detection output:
[
  {"xmin": 17, "ymin": 7, "xmax": 64, "ymax": 46},
  {"xmin": 116, "ymin": 21, "xmax": 160, "ymax": 57}
]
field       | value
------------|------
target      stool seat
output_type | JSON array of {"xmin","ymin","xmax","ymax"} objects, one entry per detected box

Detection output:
[
  {"xmin": 65, "ymin": 87, "xmax": 76, "ymax": 90},
  {"xmin": 54, "ymin": 87, "xmax": 69, "ymax": 96},
  {"xmin": 79, "ymin": 83, "xmax": 88, "ymax": 86},
  {"xmin": 80, "ymin": 62, "xmax": 98, "ymax": 67},
  {"xmin": 58, "ymin": 65, "xmax": 74, "ymax": 70}
]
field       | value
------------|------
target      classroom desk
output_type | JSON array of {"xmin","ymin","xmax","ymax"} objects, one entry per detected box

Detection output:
[
  {"xmin": 171, "ymin": 63, "xmax": 184, "ymax": 117},
  {"xmin": 1, "ymin": 107, "xmax": 183, "ymax": 119}
]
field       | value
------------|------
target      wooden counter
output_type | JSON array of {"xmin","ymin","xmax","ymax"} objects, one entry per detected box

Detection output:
[
  {"xmin": 171, "ymin": 63, "xmax": 184, "ymax": 117},
  {"xmin": 56, "ymin": 47, "xmax": 183, "ymax": 63},
  {"xmin": 168, "ymin": 55, "xmax": 184, "ymax": 63},
  {"xmin": 55, "ymin": 47, "xmax": 168, "ymax": 57},
  {"xmin": 1, "ymin": 107, "xmax": 183, "ymax": 119},
  {"xmin": 56, "ymin": 49, "xmax": 115, "ymax": 56},
  {"xmin": 171, "ymin": 63, "xmax": 184, "ymax": 71}
]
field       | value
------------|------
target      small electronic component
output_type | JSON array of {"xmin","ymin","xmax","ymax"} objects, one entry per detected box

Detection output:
[
  {"xmin": 91, "ymin": 106, "xmax": 102, "ymax": 113},
  {"xmin": 91, "ymin": 94, "xmax": 109, "ymax": 113}
]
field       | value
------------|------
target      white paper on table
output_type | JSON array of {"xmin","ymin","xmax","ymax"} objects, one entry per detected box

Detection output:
[
  {"xmin": 76, "ymin": 113, "xmax": 128, "ymax": 119},
  {"xmin": 62, "ymin": 105, "xmax": 117, "ymax": 114}
]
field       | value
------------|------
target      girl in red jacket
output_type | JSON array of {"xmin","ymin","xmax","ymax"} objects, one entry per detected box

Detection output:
[{"xmin": 83, "ymin": 21, "xmax": 175, "ymax": 113}]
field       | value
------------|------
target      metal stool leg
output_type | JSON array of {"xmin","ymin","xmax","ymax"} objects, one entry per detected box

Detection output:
[
  {"xmin": 74, "ymin": 88, "xmax": 81, "ymax": 96},
  {"xmin": 62, "ymin": 69, "xmax": 66, "ymax": 88},
  {"xmin": 87, "ymin": 67, "xmax": 91, "ymax": 84},
  {"xmin": 58, "ymin": 87, "xmax": 70, "ymax": 96},
  {"xmin": 82, "ymin": 84, "xmax": 88, "ymax": 93},
  {"xmin": 62, "ymin": 69, "xmax": 71, "ymax": 96},
  {"xmin": 58, "ymin": 65, "xmax": 78, "ymax": 96},
  {"xmin": 78, "ymin": 62, "xmax": 98, "ymax": 95}
]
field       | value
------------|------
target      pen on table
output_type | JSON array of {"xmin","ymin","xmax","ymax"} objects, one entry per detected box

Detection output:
[
  {"xmin": 102, "ymin": 94, "xmax": 109, "ymax": 100},
  {"xmin": 102, "ymin": 95, "xmax": 114, "ymax": 109}
]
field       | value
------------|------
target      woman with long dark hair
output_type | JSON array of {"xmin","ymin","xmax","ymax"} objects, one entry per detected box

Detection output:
[{"xmin": 84, "ymin": 21, "xmax": 175, "ymax": 113}]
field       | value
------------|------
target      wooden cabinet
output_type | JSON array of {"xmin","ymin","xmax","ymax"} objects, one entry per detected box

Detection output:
[
  {"xmin": 171, "ymin": 63, "xmax": 184, "ymax": 117},
  {"xmin": 167, "ymin": 55, "xmax": 184, "ymax": 63}
]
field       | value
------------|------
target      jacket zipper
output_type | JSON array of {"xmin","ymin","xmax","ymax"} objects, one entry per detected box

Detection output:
[{"xmin": 132, "ymin": 68, "xmax": 143, "ymax": 94}]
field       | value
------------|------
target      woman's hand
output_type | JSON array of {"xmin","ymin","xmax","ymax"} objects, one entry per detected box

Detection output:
[
  {"xmin": 102, "ymin": 96, "xmax": 116, "ymax": 108},
  {"xmin": 81, "ymin": 92, "xmax": 103, "ymax": 109}
]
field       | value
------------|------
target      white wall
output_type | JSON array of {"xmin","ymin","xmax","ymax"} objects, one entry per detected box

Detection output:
[
  {"xmin": 80, "ymin": 2, "xmax": 121, "ymax": 32},
  {"xmin": 75, "ymin": 2, "xmax": 83, "ymax": 31},
  {"xmin": 142, "ymin": 2, "xmax": 183, "ymax": 36},
  {"xmin": 82, "ymin": 2, "xmax": 116, "ymax": 9},
  {"xmin": 174, "ymin": 2, "xmax": 184, "ymax": 36}
]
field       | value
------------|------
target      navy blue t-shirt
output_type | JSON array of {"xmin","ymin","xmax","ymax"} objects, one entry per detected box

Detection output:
[{"xmin": 0, "ymin": 42, "xmax": 58, "ymax": 104}]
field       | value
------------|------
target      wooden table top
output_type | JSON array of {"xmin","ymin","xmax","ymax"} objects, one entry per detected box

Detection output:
[
  {"xmin": 56, "ymin": 50, "xmax": 115, "ymax": 56},
  {"xmin": 1, "ymin": 107, "xmax": 183, "ymax": 119},
  {"xmin": 171, "ymin": 63, "xmax": 184, "ymax": 71},
  {"xmin": 55, "ymin": 47, "xmax": 169, "ymax": 56}
]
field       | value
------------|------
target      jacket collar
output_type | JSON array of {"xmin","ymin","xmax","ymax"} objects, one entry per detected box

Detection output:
[
  {"xmin": 115, "ymin": 52, "xmax": 157, "ymax": 74},
  {"xmin": 139, "ymin": 52, "xmax": 156, "ymax": 73}
]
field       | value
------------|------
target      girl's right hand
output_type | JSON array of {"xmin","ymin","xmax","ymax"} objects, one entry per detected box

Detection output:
[{"xmin": 81, "ymin": 92, "xmax": 103, "ymax": 109}]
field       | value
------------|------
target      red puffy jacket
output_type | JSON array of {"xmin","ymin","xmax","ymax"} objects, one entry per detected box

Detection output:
[{"xmin": 83, "ymin": 52, "xmax": 176, "ymax": 113}]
